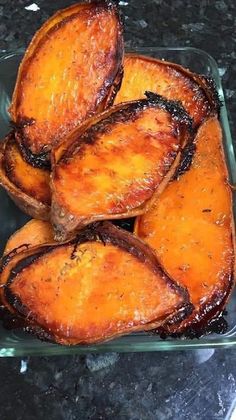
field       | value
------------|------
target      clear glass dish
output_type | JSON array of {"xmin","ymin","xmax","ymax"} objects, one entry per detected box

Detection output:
[{"xmin": 0, "ymin": 47, "xmax": 235, "ymax": 357}]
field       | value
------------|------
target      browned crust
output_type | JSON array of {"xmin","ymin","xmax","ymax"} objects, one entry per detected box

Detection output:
[
  {"xmin": 0, "ymin": 134, "xmax": 50, "ymax": 220},
  {"xmin": 51, "ymin": 93, "xmax": 193, "ymax": 241},
  {"xmin": 10, "ymin": 0, "xmax": 124, "ymax": 165},
  {"xmin": 158, "ymin": 269, "xmax": 234, "ymax": 338},
  {"xmin": 172, "ymin": 142, "xmax": 196, "ymax": 179},
  {"xmin": 4, "ymin": 222, "xmax": 193, "ymax": 345},
  {"xmin": 123, "ymin": 53, "xmax": 221, "ymax": 123}
]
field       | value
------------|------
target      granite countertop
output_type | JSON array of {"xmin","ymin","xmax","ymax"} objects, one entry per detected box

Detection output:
[{"xmin": 0, "ymin": 1, "xmax": 236, "ymax": 419}]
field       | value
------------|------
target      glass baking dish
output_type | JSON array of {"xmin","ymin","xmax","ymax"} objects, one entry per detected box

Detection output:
[{"xmin": 0, "ymin": 47, "xmax": 235, "ymax": 357}]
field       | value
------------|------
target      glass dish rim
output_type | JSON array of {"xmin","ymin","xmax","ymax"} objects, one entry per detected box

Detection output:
[{"xmin": 0, "ymin": 46, "xmax": 235, "ymax": 356}]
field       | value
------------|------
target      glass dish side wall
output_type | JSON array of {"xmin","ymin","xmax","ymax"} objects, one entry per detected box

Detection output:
[{"xmin": 0, "ymin": 47, "xmax": 235, "ymax": 357}]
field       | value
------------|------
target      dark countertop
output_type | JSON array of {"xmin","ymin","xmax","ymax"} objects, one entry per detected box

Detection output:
[{"xmin": 0, "ymin": 1, "xmax": 236, "ymax": 419}]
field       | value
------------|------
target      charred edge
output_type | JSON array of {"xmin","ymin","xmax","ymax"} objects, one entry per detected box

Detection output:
[
  {"xmin": 71, "ymin": 241, "xmax": 80, "ymax": 260},
  {"xmin": 145, "ymin": 91, "xmax": 193, "ymax": 129},
  {"xmin": 158, "ymin": 273, "xmax": 233, "ymax": 339},
  {"xmin": 0, "ymin": 244, "xmax": 30, "ymax": 274},
  {"xmin": 199, "ymin": 75, "xmax": 222, "ymax": 116},
  {"xmin": 172, "ymin": 142, "xmax": 196, "ymax": 179},
  {"xmin": 11, "ymin": 118, "xmax": 35, "ymax": 130},
  {"xmin": 17, "ymin": 141, "xmax": 51, "ymax": 170},
  {"xmin": 177, "ymin": 313, "xmax": 228, "ymax": 339},
  {"xmin": 0, "ymin": 253, "xmax": 15, "ymax": 275},
  {"xmin": 11, "ymin": 124, "xmax": 51, "ymax": 169},
  {"xmin": 151, "ymin": 302, "xmax": 194, "ymax": 338},
  {"xmin": 181, "ymin": 278, "xmax": 233, "ymax": 338},
  {"xmin": 60, "ymin": 93, "xmax": 193, "ymax": 163},
  {"xmin": 163, "ymin": 302, "xmax": 194, "ymax": 328},
  {"xmin": 158, "ymin": 312, "xmax": 228, "ymax": 340}
]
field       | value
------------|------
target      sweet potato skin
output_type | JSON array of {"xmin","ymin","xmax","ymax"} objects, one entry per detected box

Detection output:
[
  {"xmin": 51, "ymin": 94, "xmax": 193, "ymax": 240},
  {"xmin": 114, "ymin": 54, "xmax": 220, "ymax": 128},
  {"xmin": 0, "ymin": 134, "xmax": 50, "ymax": 220},
  {"xmin": 135, "ymin": 117, "xmax": 235, "ymax": 333},
  {"xmin": 10, "ymin": 0, "xmax": 124, "ymax": 161},
  {"xmin": 4, "ymin": 223, "xmax": 192, "ymax": 345}
]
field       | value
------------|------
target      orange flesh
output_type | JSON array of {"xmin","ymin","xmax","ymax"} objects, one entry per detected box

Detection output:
[
  {"xmin": 12, "ymin": 3, "xmax": 89, "ymax": 67},
  {"xmin": 4, "ymin": 139, "xmax": 50, "ymax": 205},
  {"xmin": 11, "ymin": 4, "xmax": 122, "ymax": 154},
  {"xmin": 53, "ymin": 107, "xmax": 180, "ymax": 221},
  {"xmin": 115, "ymin": 55, "xmax": 211, "ymax": 127},
  {"xmin": 3, "ymin": 219, "xmax": 54, "ymax": 256},
  {"xmin": 9, "ymin": 241, "xmax": 182, "ymax": 344},
  {"xmin": 136, "ymin": 117, "xmax": 234, "ymax": 329}
]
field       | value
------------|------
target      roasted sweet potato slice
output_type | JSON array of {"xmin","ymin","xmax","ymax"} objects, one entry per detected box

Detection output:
[
  {"xmin": 10, "ymin": 0, "xmax": 123, "ymax": 164},
  {"xmin": 135, "ymin": 117, "xmax": 235, "ymax": 333},
  {"xmin": 115, "ymin": 54, "xmax": 220, "ymax": 128},
  {"xmin": 0, "ymin": 134, "xmax": 50, "ymax": 220},
  {"xmin": 51, "ymin": 93, "xmax": 192, "ymax": 240},
  {"xmin": 3, "ymin": 222, "xmax": 191, "ymax": 345}
]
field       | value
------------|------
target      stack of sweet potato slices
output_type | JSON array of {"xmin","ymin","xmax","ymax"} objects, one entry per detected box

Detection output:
[{"xmin": 0, "ymin": 0, "xmax": 234, "ymax": 346}]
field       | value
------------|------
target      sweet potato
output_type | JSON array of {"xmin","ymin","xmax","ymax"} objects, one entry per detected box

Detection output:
[
  {"xmin": 135, "ymin": 117, "xmax": 235, "ymax": 333},
  {"xmin": 3, "ymin": 222, "xmax": 192, "ymax": 345},
  {"xmin": 10, "ymin": 0, "xmax": 124, "ymax": 165},
  {"xmin": 51, "ymin": 93, "xmax": 192, "ymax": 240},
  {"xmin": 0, "ymin": 134, "xmax": 50, "ymax": 220},
  {"xmin": 115, "ymin": 54, "xmax": 220, "ymax": 128}
]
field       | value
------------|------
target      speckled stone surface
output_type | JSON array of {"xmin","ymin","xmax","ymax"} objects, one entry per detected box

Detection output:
[{"xmin": 0, "ymin": 1, "xmax": 236, "ymax": 419}]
